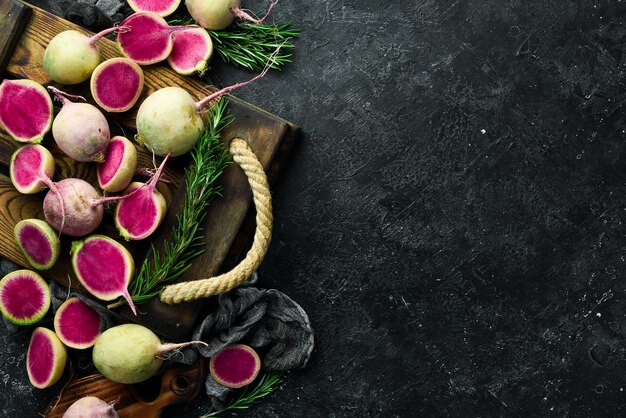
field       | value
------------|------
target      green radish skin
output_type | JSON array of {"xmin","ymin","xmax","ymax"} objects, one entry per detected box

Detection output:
[
  {"xmin": 185, "ymin": 0, "xmax": 277, "ymax": 30},
  {"xmin": 9, "ymin": 144, "xmax": 56, "ymax": 194},
  {"xmin": 167, "ymin": 27, "xmax": 214, "ymax": 75},
  {"xmin": 43, "ymin": 27, "xmax": 126, "ymax": 85},
  {"xmin": 97, "ymin": 136, "xmax": 138, "ymax": 193},
  {"xmin": 27, "ymin": 327, "xmax": 67, "ymax": 389},
  {"xmin": 92, "ymin": 324, "xmax": 207, "ymax": 384},
  {"xmin": 136, "ymin": 65, "xmax": 271, "ymax": 156},
  {"xmin": 0, "ymin": 270, "xmax": 50, "ymax": 325},
  {"xmin": 14, "ymin": 219, "xmax": 60, "ymax": 270}
]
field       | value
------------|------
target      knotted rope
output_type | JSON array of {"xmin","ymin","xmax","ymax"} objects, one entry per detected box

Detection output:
[{"xmin": 159, "ymin": 138, "xmax": 273, "ymax": 304}]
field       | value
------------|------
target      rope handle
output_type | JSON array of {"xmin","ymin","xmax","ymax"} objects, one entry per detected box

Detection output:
[{"xmin": 159, "ymin": 138, "xmax": 273, "ymax": 304}]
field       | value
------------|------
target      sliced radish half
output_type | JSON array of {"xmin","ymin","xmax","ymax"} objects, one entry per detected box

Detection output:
[
  {"xmin": 14, "ymin": 219, "xmax": 60, "ymax": 270},
  {"xmin": 0, "ymin": 79, "xmax": 52, "ymax": 143},
  {"xmin": 27, "ymin": 327, "xmax": 67, "ymax": 389},
  {"xmin": 54, "ymin": 297, "xmax": 102, "ymax": 349},
  {"xmin": 0, "ymin": 270, "xmax": 50, "ymax": 325}
]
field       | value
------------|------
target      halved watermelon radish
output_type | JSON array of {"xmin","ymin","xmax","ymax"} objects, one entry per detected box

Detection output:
[
  {"xmin": 114, "ymin": 154, "xmax": 169, "ymax": 241},
  {"xmin": 26, "ymin": 327, "xmax": 67, "ymax": 389},
  {"xmin": 128, "ymin": 0, "xmax": 181, "ymax": 17},
  {"xmin": 97, "ymin": 136, "xmax": 138, "ymax": 192},
  {"xmin": 118, "ymin": 13, "xmax": 186, "ymax": 65},
  {"xmin": 0, "ymin": 79, "xmax": 52, "ymax": 143},
  {"xmin": 14, "ymin": 219, "xmax": 60, "ymax": 270},
  {"xmin": 0, "ymin": 270, "xmax": 50, "ymax": 325},
  {"xmin": 168, "ymin": 27, "xmax": 213, "ymax": 75},
  {"xmin": 209, "ymin": 344, "xmax": 261, "ymax": 388},
  {"xmin": 9, "ymin": 144, "xmax": 56, "ymax": 194},
  {"xmin": 90, "ymin": 58, "xmax": 144, "ymax": 113},
  {"xmin": 71, "ymin": 235, "xmax": 137, "ymax": 315},
  {"xmin": 54, "ymin": 297, "xmax": 102, "ymax": 349}
]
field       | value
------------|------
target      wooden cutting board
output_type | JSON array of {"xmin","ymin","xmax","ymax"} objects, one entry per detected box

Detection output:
[{"xmin": 0, "ymin": 1, "xmax": 299, "ymax": 341}]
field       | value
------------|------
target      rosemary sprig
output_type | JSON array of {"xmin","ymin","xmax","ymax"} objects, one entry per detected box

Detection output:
[
  {"xmin": 201, "ymin": 372, "xmax": 283, "ymax": 417},
  {"xmin": 207, "ymin": 22, "xmax": 300, "ymax": 72},
  {"xmin": 109, "ymin": 101, "xmax": 232, "ymax": 308}
]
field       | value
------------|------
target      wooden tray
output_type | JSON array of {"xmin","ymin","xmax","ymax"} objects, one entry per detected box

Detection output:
[{"xmin": 0, "ymin": 1, "xmax": 298, "ymax": 341}]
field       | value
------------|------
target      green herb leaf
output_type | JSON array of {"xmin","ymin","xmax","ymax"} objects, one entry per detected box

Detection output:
[{"xmin": 201, "ymin": 372, "xmax": 283, "ymax": 417}]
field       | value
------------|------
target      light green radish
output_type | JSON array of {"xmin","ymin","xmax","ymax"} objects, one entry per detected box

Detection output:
[
  {"xmin": 185, "ymin": 0, "xmax": 277, "ymax": 30},
  {"xmin": 135, "ymin": 65, "xmax": 270, "ymax": 156},
  {"xmin": 44, "ymin": 26, "xmax": 126, "ymax": 85},
  {"xmin": 92, "ymin": 324, "xmax": 206, "ymax": 384}
]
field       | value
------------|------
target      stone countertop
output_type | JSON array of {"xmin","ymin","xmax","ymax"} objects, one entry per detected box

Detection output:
[{"xmin": 3, "ymin": 0, "xmax": 626, "ymax": 417}]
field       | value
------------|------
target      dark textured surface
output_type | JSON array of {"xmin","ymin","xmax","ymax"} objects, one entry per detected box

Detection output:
[{"xmin": 4, "ymin": 0, "xmax": 626, "ymax": 417}]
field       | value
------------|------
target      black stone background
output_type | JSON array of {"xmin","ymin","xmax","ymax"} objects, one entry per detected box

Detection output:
[{"xmin": 4, "ymin": 0, "xmax": 626, "ymax": 417}]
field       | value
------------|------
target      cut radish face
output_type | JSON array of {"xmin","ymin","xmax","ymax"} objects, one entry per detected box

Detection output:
[
  {"xmin": 27, "ymin": 327, "xmax": 67, "ymax": 389},
  {"xmin": 97, "ymin": 136, "xmax": 138, "ymax": 192},
  {"xmin": 14, "ymin": 219, "xmax": 60, "ymax": 270},
  {"xmin": 118, "ymin": 12, "xmax": 186, "ymax": 65},
  {"xmin": 9, "ymin": 144, "xmax": 56, "ymax": 194},
  {"xmin": 0, "ymin": 270, "xmax": 50, "ymax": 325},
  {"xmin": 114, "ymin": 154, "xmax": 169, "ymax": 240},
  {"xmin": 91, "ymin": 58, "xmax": 145, "ymax": 113},
  {"xmin": 128, "ymin": 0, "xmax": 181, "ymax": 17},
  {"xmin": 49, "ymin": 87, "xmax": 110, "ymax": 163},
  {"xmin": 168, "ymin": 27, "xmax": 213, "ymax": 75},
  {"xmin": 71, "ymin": 235, "xmax": 137, "ymax": 315},
  {"xmin": 209, "ymin": 344, "xmax": 261, "ymax": 388},
  {"xmin": 54, "ymin": 297, "xmax": 102, "ymax": 349},
  {"xmin": 0, "ymin": 79, "xmax": 52, "ymax": 143}
]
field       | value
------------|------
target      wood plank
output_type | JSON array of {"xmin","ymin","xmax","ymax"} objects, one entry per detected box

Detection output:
[
  {"xmin": 0, "ymin": 2, "xmax": 299, "ymax": 341},
  {"xmin": 0, "ymin": 0, "xmax": 30, "ymax": 74}
]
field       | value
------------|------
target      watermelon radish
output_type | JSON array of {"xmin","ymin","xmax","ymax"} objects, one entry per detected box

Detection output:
[
  {"xmin": 43, "ymin": 26, "xmax": 129, "ymax": 85},
  {"xmin": 97, "ymin": 136, "xmax": 138, "ymax": 193},
  {"xmin": 90, "ymin": 58, "xmax": 144, "ymax": 113},
  {"xmin": 54, "ymin": 297, "xmax": 102, "ymax": 349},
  {"xmin": 9, "ymin": 144, "xmax": 56, "ymax": 194},
  {"xmin": 209, "ymin": 344, "xmax": 261, "ymax": 388},
  {"xmin": 127, "ymin": 0, "xmax": 181, "ymax": 17},
  {"xmin": 92, "ymin": 323, "xmax": 207, "ymax": 384},
  {"xmin": 27, "ymin": 327, "xmax": 67, "ymax": 389},
  {"xmin": 0, "ymin": 270, "xmax": 50, "ymax": 325},
  {"xmin": 48, "ymin": 86, "xmax": 110, "ymax": 163},
  {"xmin": 71, "ymin": 235, "xmax": 137, "ymax": 315},
  {"xmin": 43, "ymin": 178, "xmax": 135, "ymax": 237},
  {"xmin": 117, "ymin": 13, "xmax": 187, "ymax": 65},
  {"xmin": 14, "ymin": 219, "xmax": 60, "ymax": 270},
  {"xmin": 185, "ymin": 0, "xmax": 277, "ymax": 30},
  {"xmin": 0, "ymin": 79, "xmax": 53, "ymax": 143},
  {"xmin": 63, "ymin": 397, "xmax": 119, "ymax": 418},
  {"xmin": 136, "ymin": 65, "xmax": 270, "ymax": 156},
  {"xmin": 167, "ymin": 27, "xmax": 213, "ymax": 75},
  {"xmin": 114, "ymin": 154, "xmax": 169, "ymax": 240}
]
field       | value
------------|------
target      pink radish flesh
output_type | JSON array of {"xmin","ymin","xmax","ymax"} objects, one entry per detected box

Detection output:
[
  {"xmin": 55, "ymin": 297, "xmax": 101, "ymax": 349},
  {"xmin": 99, "ymin": 139, "xmax": 126, "ymax": 185},
  {"xmin": 10, "ymin": 144, "xmax": 56, "ymax": 194},
  {"xmin": 115, "ymin": 154, "xmax": 169, "ymax": 240},
  {"xmin": 18, "ymin": 225, "xmax": 52, "ymax": 266},
  {"xmin": 27, "ymin": 328, "xmax": 67, "ymax": 389},
  {"xmin": 128, "ymin": 0, "xmax": 181, "ymax": 16},
  {"xmin": 118, "ymin": 13, "xmax": 187, "ymax": 65},
  {"xmin": 168, "ymin": 28, "xmax": 213, "ymax": 75},
  {"xmin": 72, "ymin": 235, "xmax": 136, "ymax": 315},
  {"xmin": 97, "ymin": 136, "xmax": 138, "ymax": 192},
  {"xmin": 0, "ymin": 79, "xmax": 52, "ymax": 143},
  {"xmin": 91, "ymin": 58, "xmax": 144, "ymax": 112},
  {"xmin": 0, "ymin": 270, "xmax": 50, "ymax": 325},
  {"xmin": 210, "ymin": 344, "xmax": 261, "ymax": 388}
]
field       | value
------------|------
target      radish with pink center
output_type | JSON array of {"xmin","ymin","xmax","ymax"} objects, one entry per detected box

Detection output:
[
  {"xmin": 0, "ymin": 270, "xmax": 50, "ymax": 325},
  {"xmin": 127, "ymin": 0, "xmax": 181, "ymax": 17},
  {"xmin": 10, "ymin": 144, "xmax": 56, "ymax": 194},
  {"xmin": 210, "ymin": 344, "xmax": 261, "ymax": 388},
  {"xmin": 114, "ymin": 154, "xmax": 169, "ymax": 240},
  {"xmin": 97, "ymin": 136, "xmax": 138, "ymax": 193},
  {"xmin": 136, "ymin": 64, "xmax": 271, "ymax": 156},
  {"xmin": 43, "ymin": 178, "xmax": 135, "ymax": 237},
  {"xmin": 90, "ymin": 58, "xmax": 144, "ymax": 113},
  {"xmin": 14, "ymin": 219, "xmax": 60, "ymax": 270},
  {"xmin": 0, "ymin": 79, "xmax": 52, "ymax": 143},
  {"xmin": 186, "ymin": 0, "xmax": 277, "ymax": 30},
  {"xmin": 43, "ymin": 26, "xmax": 128, "ymax": 84},
  {"xmin": 117, "ymin": 13, "xmax": 189, "ymax": 65},
  {"xmin": 71, "ymin": 235, "xmax": 137, "ymax": 315},
  {"xmin": 54, "ymin": 297, "xmax": 102, "ymax": 349},
  {"xmin": 49, "ymin": 86, "xmax": 110, "ymax": 163},
  {"xmin": 167, "ymin": 27, "xmax": 213, "ymax": 75},
  {"xmin": 27, "ymin": 327, "xmax": 67, "ymax": 389}
]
